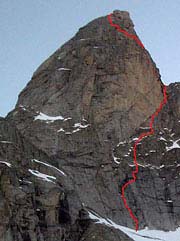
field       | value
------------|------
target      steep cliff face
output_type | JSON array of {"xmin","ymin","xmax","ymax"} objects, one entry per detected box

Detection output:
[
  {"xmin": 0, "ymin": 10, "xmax": 180, "ymax": 241},
  {"xmin": 12, "ymin": 10, "xmax": 163, "ymax": 150}
]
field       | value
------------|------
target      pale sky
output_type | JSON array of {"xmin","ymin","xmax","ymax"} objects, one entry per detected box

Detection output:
[{"xmin": 0, "ymin": 0, "xmax": 180, "ymax": 117}]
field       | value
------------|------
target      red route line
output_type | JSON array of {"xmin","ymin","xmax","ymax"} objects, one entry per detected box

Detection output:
[{"xmin": 107, "ymin": 13, "xmax": 168, "ymax": 232}]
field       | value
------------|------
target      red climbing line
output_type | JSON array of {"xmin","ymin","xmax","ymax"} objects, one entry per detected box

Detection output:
[
  {"xmin": 107, "ymin": 13, "xmax": 145, "ymax": 49},
  {"xmin": 107, "ymin": 13, "xmax": 168, "ymax": 232}
]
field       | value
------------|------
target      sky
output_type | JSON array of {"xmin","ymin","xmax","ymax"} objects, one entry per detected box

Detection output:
[{"xmin": 0, "ymin": 0, "xmax": 180, "ymax": 117}]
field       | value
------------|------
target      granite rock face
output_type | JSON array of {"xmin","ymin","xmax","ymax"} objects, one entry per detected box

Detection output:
[{"xmin": 0, "ymin": 10, "xmax": 180, "ymax": 241}]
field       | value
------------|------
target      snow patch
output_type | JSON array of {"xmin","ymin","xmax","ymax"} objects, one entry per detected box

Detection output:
[
  {"xmin": 34, "ymin": 112, "xmax": 64, "ymax": 122},
  {"xmin": 63, "ymin": 117, "xmax": 72, "ymax": 122},
  {"xmin": 79, "ymin": 38, "xmax": 91, "ymax": 41},
  {"xmin": 139, "ymin": 127, "xmax": 150, "ymax": 129},
  {"xmin": 57, "ymin": 128, "xmax": 65, "ymax": 133},
  {"xmin": 58, "ymin": 122, "xmax": 90, "ymax": 134},
  {"xmin": 166, "ymin": 139, "xmax": 180, "ymax": 151},
  {"xmin": 117, "ymin": 140, "xmax": 126, "ymax": 147},
  {"xmin": 0, "ymin": 141, "xmax": 12, "ymax": 144},
  {"xmin": 65, "ymin": 132, "xmax": 72, "ymax": 135},
  {"xmin": 88, "ymin": 211, "xmax": 180, "ymax": 241},
  {"xmin": 0, "ymin": 161, "xmax": 11, "ymax": 167},
  {"xmin": 132, "ymin": 137, "xmax": 139, "ymax": 141},
  {"xmin": 32, "ymin": 159, "xmax": 66, "ymax": 176},
  {"xmin": 72, "ymin": 128, "xmax": 81, "ymax": 133},
  {"xmin": 19, "ymin": 105, "xmax": 27, "ymax": 111},
  {"xmin": 159, "ymin": 137, "xmax": 167, "ymax": 141},
  {"xmin": 129, "ymin": 163, "xmax": 165, "ymax": 170},
  {"xmin": 112, "ymin": 152, "xmax": 121, "ymax": 164},
  {"xmin": 28, "ymin": 169, "xmax": 56, "ymax": 183},
  {"xmin": 58, "ymin": 68, "xmax": 71, "ymax": 71},
  {"xmin": 73, "ymin": 123, "xmax": 90, "ymax": 129}
]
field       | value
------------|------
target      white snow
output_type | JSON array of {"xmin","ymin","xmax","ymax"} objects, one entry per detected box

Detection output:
[
  {"xmin": 149, "ymin": 164, "xmax": 166, "ymax": 170},
  {"xmin": 112, "ymin": 152, "xmax": 121, "ymax": 164},
  {"xmin": 141, "ymin": 164, "xmax": 152, "ymax": 168},
  {"xmin": 31, "ymin": 159, "xmax": 66, "ymax": 176},
  {"xmin": 129, "ymin": 163, "xmax": 165, "ymax": 170},
  {"xmin": 58, "ymin": 68, "xmax": 71, "ymax": 71},
  {"xmin": 22, "ymin": 180, "xmax": 32, "ymax": 184},
  {"xmin": 58, "ymin": 122, "xmax": 90, "ymax": 134},
  {"xmin": 0, "ymin": 161, "xmax": 11, "ymax": 167},
  {"xmin": 82, "ymin": 117, "xmax": 88, "ymax": 122},
  {"xmin": 79, "ymin": 38, "xmax": 91, "ymax": 41},
  {"xmin": 0, "ymin": 141, "xmax": 12, "ymax": 144},
  {"xmin": 166, "ymin": 139, "xmax": 180, "ymax": 151},
  {"xmin": 34, "ymin": 112, "xmax": 64, "ymax": 122},
  {"xmin": 65, "ymin": 132, "xmax": 72, "ymax": 135},
  {"xmin": 132, "ymin": 137, "xmax": 139, "ymax": 141},
  {"xmin": 117, "ymin": 140, "xmax": 126, "ymax": 146},
  {"xmin": 88, "ymin": 211, "xmax": 180, "ymax": 241},
  {"xmin": 57, "ymin": 128, "xmax": 65, "ymax": 133},
  {"xmin": 72, "ymin": 128, "xmax": 81, "ymax": 133},
  {"xmin": 64, "ymin": 122, "xmax": 90, "ymax": 134},
  {"xmin": 28, "ymin": 169, "xmax": 56, "ymax": 183},
  {"xmin": 73, "ymin": 123, "xmax": 90, "ymax": 129},
  {"xmin": 159, "ymin": 137, "xmax": 167, "ymax": 141},
  {"xmin": 19, "ymin": 105, "xmax": 27, "ymax": 111},
  {"xmin": 139, "ymin": 127, "xmax": 150, "ymax": 129},
  {"xmin": 63, "ymin": 117, "xmax": 72, "ymax": 121},
  {"xmin": 137, "ymin": 142, "xmax": 142, "ymax": 145}
]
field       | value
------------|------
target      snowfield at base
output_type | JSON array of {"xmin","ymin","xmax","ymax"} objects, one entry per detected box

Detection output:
[
  {"xmin": 88, "ymin": 211, "xmax": 180, "ymax": 241},
  {"xmin": 31, "ymin": 159, "xmax": 66, "ymax": 176},
  {"xmin": 28, "ymin": 169, "xmax": 56, "ymax": 183},
  {"xmin": 34, "ymin": 112, "xmax": 64, "ymax": 122}
]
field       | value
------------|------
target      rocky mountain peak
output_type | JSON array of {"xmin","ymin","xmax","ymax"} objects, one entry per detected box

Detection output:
[
  {"xmin": 13, "ymin": 10, "xmax": 163, "ymax": 150},
  {"xmin": 1, "ymin": 11, "xmax": 180, "ymax": 241},
  {"xmin": 74, "ymin": 10, "xmax": 135, "ymax": 41}
]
